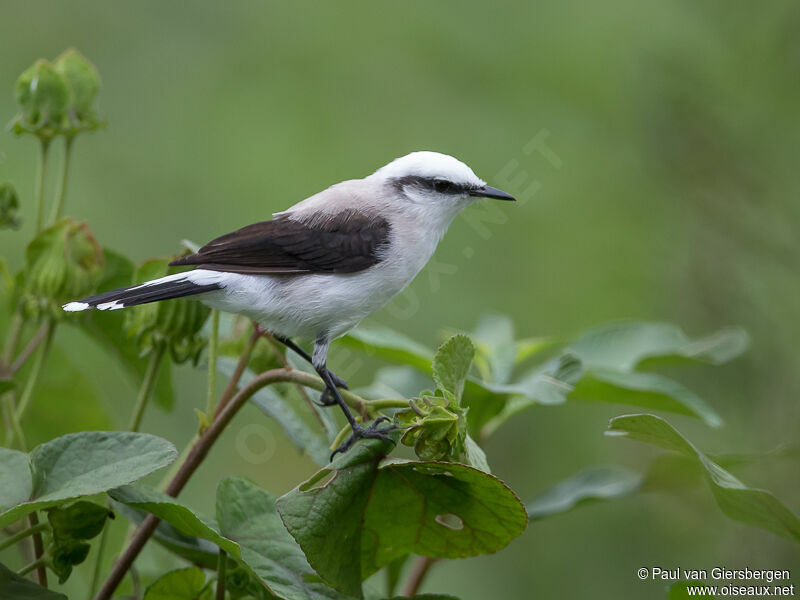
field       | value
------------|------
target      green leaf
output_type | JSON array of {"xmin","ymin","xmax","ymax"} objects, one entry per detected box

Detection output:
[
  {"xmin": 79, "ymin": 249, "xmax": 175, "ymax": 411},
  {"xmin": 470, "ymin": 314, "xmax": 516, "ymax": 384},
  {"xmin": 0, "ymin": 561, "xmax": 67, "ymax": 600},
  {"xmin": 0, "ymin": 447, "xmax": 32, "ymax": 512},
  {"xmin": 571, "ymin": 369, "xmax": 722, "ymax": 427},
  {"xmin": 607, "ymin": 414, "xmax": 800, "ymax": 543},
  {"xmin": 568, "ymin": 321, "xmax": 749, "ymax": 371},
  {"xmin": 277, "ymin": 439, "xmax": 526, "ymax": 598},
  {"xmin": 431, "ymin": 335, "xmax": 474, "ymax": 402},
  {"xmin": 218, "ymin": 357, "xmax": 331, "ymax": 466},
  {"xmin": 339, "ymin": 326, "xmax": 433, "ymax": 372},
  {"xmin": 110, "ymin": 482, "xmax": 351, "ymax": 600},
  {"xmin": 50, "ymin": 538, "xmax": 91, "ymax": 584},
  {"xmin": 144, "ymin": 567, "xmax": 210, "ymax": 600},
  {"xmin": 526, "ymin": 466, "xmax": 642, "ymax": 519},
  {"xmin": 463, "ymin": 434, "xmax": 490, "ymax": 473},
  {"xmin": 47, "ymin": 500, "xmax": 112, "ymax": 540},
  {"xmin": 0, "ymin": 431, "xmax": 176, "ymax": 528},
  {"xmin": 216, "ymin": 477, "xmax": 350, "ymax": 600},
  {"xmin": 386, "ymin": 597, "xmax": 460, "ymax": 600}
]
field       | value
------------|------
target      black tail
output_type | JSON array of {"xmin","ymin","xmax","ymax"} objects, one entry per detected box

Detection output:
[{"xmin": 63, "ymin": 277, "xmax": 221, "ymax": 312}]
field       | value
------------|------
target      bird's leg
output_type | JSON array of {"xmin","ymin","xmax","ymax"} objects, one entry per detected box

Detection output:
[
  {"xmin": 312, "ymin": 338, "xmax": 395, "ymax": 459},
  {"xmin": 267, "ymin": 332, "xmax": 347, "ymax": 406}
]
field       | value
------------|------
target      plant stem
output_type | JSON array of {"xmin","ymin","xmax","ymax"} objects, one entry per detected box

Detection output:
[
  {"xmin": 216, "ymin": 549, "xmax": 227, "ymax": 600},
  {"xmin": 213, "ymin": 329, "xmax": 259, "ymax": 419},
  {"xmin": 403, "ymin": 557, "xmax": 438, "ymax": 597},
  {"xmin": 94, "ymin": 368, "xmax": 374, "ymax": 600},
  {"xmin": 365, "ymin": 398, "xmax": 411, "ymax": 410},
  {"xmin": 12, "ymin": 319, "xmax": 56, "ymax": 445},
  {"xmin": 17, "ymin": 556, "xmax": 47, "ymax": 578},
  {"xmin": 0, "ymin": 522, "xmax": 47, "ymax": 553},
  {"xmin": 27, "ymin": 512, "xmax": 48, "ymax": 586},
  {"xmin": 87, "ymin": 522, "xmax": 110, "ymax": 600},
  {"xmin": 49, "ymin": 135, "xmax": 74, "ymax": 225},
  {"xmin": 261, "ymin": 332, "xmax": 325, "ymax": 427},
  {"xmin": 34, "ymin": 139, "xmax": 52, "ymax": 234},
  {"xmin": 2, "ymin": 311, "xmax": 25, "ymax": 367},
  {"xmin": 128, "ymin": 345, "xmax": 166, "ymax": 432},
  {"xmin": 205, "ymin": 311, "xmax": 220, "ymax": 417},
  {"xmin": 9, "ymin": 323, "xmax": 48, "ymax": 376}
]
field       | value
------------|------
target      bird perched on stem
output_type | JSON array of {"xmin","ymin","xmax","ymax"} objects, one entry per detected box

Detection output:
[{"xmin": 64, "ymin": 151, "xmax": 515, "ymax": 456}]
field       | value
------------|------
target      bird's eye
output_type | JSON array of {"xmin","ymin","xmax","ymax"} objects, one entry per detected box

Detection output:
[{"xmin": 433, "ymin": 179, "xmax": 454, "ymax": 193}]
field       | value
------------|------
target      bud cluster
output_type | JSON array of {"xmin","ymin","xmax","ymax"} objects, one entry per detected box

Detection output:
[
  {"xmin": 124, "ymin": 256, "xmax": 210, "ymax": 364},
  {"xmin": 11, "ymin": 49, "xmax": 103, "ymax": 142},
  {"xmin": 396, "ymin": 389, "xmax": 467, "ymax": 461},
  {"xmin": 22, "ymin": 218, "xmax": 104, "ymax": 321}
]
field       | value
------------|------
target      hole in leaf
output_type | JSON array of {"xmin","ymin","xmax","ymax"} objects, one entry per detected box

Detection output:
[
  {"xmin": 299, "ymin": 469, "xmax": 337, "ymax": 492},
  {"xmin": 435, "ymin": 513, "xmax": 464, "ymax": 530}
]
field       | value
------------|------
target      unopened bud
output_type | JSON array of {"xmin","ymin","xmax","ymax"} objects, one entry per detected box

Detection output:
[
  {"xmin": 54, "ymin": 49, "xmax": 100, "ymax": 119},
  {"xmin": 124, "ymin": 255, "xmax": 210, "ymax": 363},
  {"xmin": 14, "ymin": 59, "xmax": 70, "ymax": 138},
  {"xmin": 23, "ymin": 218, "xmax": 104, "ymax": 321}
]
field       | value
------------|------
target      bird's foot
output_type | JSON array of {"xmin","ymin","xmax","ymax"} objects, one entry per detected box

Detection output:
[
  {"xmin": 330, "ymin": 417, "xmax": 396, "ymax": 460},
  {"xmin": 315, "ymin": 371, "xmax": 349, "ymax": 407}
]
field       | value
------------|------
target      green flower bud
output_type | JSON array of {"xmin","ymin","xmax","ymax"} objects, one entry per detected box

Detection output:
[
  {"xmin": 48, "ymin": 538, "xmax": 91, "ymax": 584},
  {"xmin": 14, "ymin": 59, "xmax": 70, "ymax": 137},
  {"xmin": 397, "ymin": 393, "xmax": 466, "ymax": 462},
  {"xmin": 0, "ymin": 183, "xmax": 20, "ymax": 229},
  {"xmin": 124, "ymin": 255, "xmax": 211, "ymax": 363},
  {"xmin": 23, "ymin": 218, "xmax": 104, "ymax": 321},
  {"xmin": 53, "ymin": 48, "xmax": 100, "ymax": 119}
]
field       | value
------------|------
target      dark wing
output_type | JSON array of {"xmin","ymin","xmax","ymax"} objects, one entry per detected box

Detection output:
[{"xmin": 169, "ymin": 209, "xmax": 391, "ymax": 275}]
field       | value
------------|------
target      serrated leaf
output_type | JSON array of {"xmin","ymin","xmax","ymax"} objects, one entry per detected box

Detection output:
[
  {"xmin": 144, "ymin": 567, "xmax": 210, "ymax": 600},
  {"xmin": 526, "ymin": 466, "xmax": 642, "ymax": 519},
  {"xmin": 571, "ymin": 369, "xmax": 722, "ymax": 427},
  {"xmin": 216, "ymin": 477, "xmax": 351, "ymax": 600},
  {"xmin": 110, "ymin": 481, "xmax": 351, "ymax": 600},
  {"xmin": 0, "ymin": 561, "xmax": 67, "ymax": 600},
  {"xmin": 568, "ymin": 321, "xmax": 749, "ymax": 371},
  {"xmin": 0, "ymin": 431, "xmax": 176, "ymax": 528},
  {"xmin": 339, "ymin": 326, "xmax": 433, "ymax": 372},
  {"xmin": 607, "ymin": 414, "xmax": 800, "ymax": 543},
  {"xmin": 277, "ymin": 439, "xmax": 526, "ymax": 598},
  {"xmin": 218, "ymin": 357, "xmax": 330, "ymax": 466},
  {"xmin": 432, "ymin": 335, "xmax": 474, "ymax": 402}
]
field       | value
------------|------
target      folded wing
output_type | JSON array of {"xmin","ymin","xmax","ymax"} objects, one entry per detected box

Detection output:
[{"xmin": 170, "ymin": 209, "xmax": 391, "ymax": 275}]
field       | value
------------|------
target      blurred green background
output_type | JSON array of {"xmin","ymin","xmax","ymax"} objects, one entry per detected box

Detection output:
[{"xmin": 1, "ymin": 1, "xmax": 798, "ymax": 598}]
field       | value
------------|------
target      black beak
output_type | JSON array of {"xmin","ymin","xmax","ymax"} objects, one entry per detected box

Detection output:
[{"xmin": 469, "ymin": 185, "xmax": 516, "ymax": 201}]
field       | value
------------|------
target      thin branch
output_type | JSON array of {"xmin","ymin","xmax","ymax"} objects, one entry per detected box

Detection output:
[
  {"xmin": 49, "ymin": 135, "xmax": 74, "ymax": 225},
  {"xmin": 27, "ymin": 512, "xmax": 48, "ymax": 587},
  {"xmin": 403, "ymin": 556, "xmax": 438, "ymax": 597},
  {"xmin": 95, "ymin": 368, "xmax": 374, "ymax": 600},
  {"xmin": 0, "ymin": 522, "xmax": 47, "ymax": 553},
  {"xmin": 216, "ymin": 549, "xmax": 227, "ymax": 600},
  {"xmin": 261, "ymin": 332, "xmax": 325, "ymax": 427},
  {"xmin": 213, "ymin": 329, "xmax": 259, "ymax": 419},
  {"xmin": 8, "ymin": 324, "xmax": 48, "ymax": 375},
  {"xmin": 128, "ymin": 345, "xmax": 165, "ymax": 432}
]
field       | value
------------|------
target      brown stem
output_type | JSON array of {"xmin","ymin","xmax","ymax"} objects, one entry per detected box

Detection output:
[
  {"xmin": 261, "ymin": 332, "xmax": 325, "ymax": 427},
  {"xmin": 27, "ymin": 512, "xmax": 47, "ymax": 587},
  {"xmin": 213, "ymin": 329, "xmax": 259, "ymax": 419},
  {"xmin": 94, "ymin": 368, "xmax": 348, "ymax": 600},
  {"xmin": 403, "ymin": 556, "xmax": 438, "ymax": 597}
]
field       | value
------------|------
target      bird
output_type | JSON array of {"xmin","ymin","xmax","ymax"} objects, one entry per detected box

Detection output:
[{"xmin": 63, "ymin": 151, "xmax": 515, "ymax": 456}]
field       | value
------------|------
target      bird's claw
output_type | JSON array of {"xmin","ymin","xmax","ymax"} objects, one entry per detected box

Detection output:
[
  {"xmin": 315, "ymin": 371, "xmax": 349, "ymax": 407},
  {"xmin": 330, "ymin": 418, "xmax": 396, "ymax": 460}
]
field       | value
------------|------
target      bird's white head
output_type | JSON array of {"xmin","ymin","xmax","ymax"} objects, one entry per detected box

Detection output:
[{"xmin": 370, "ymin": 151, "xmax": 515, "ymax": 208}]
